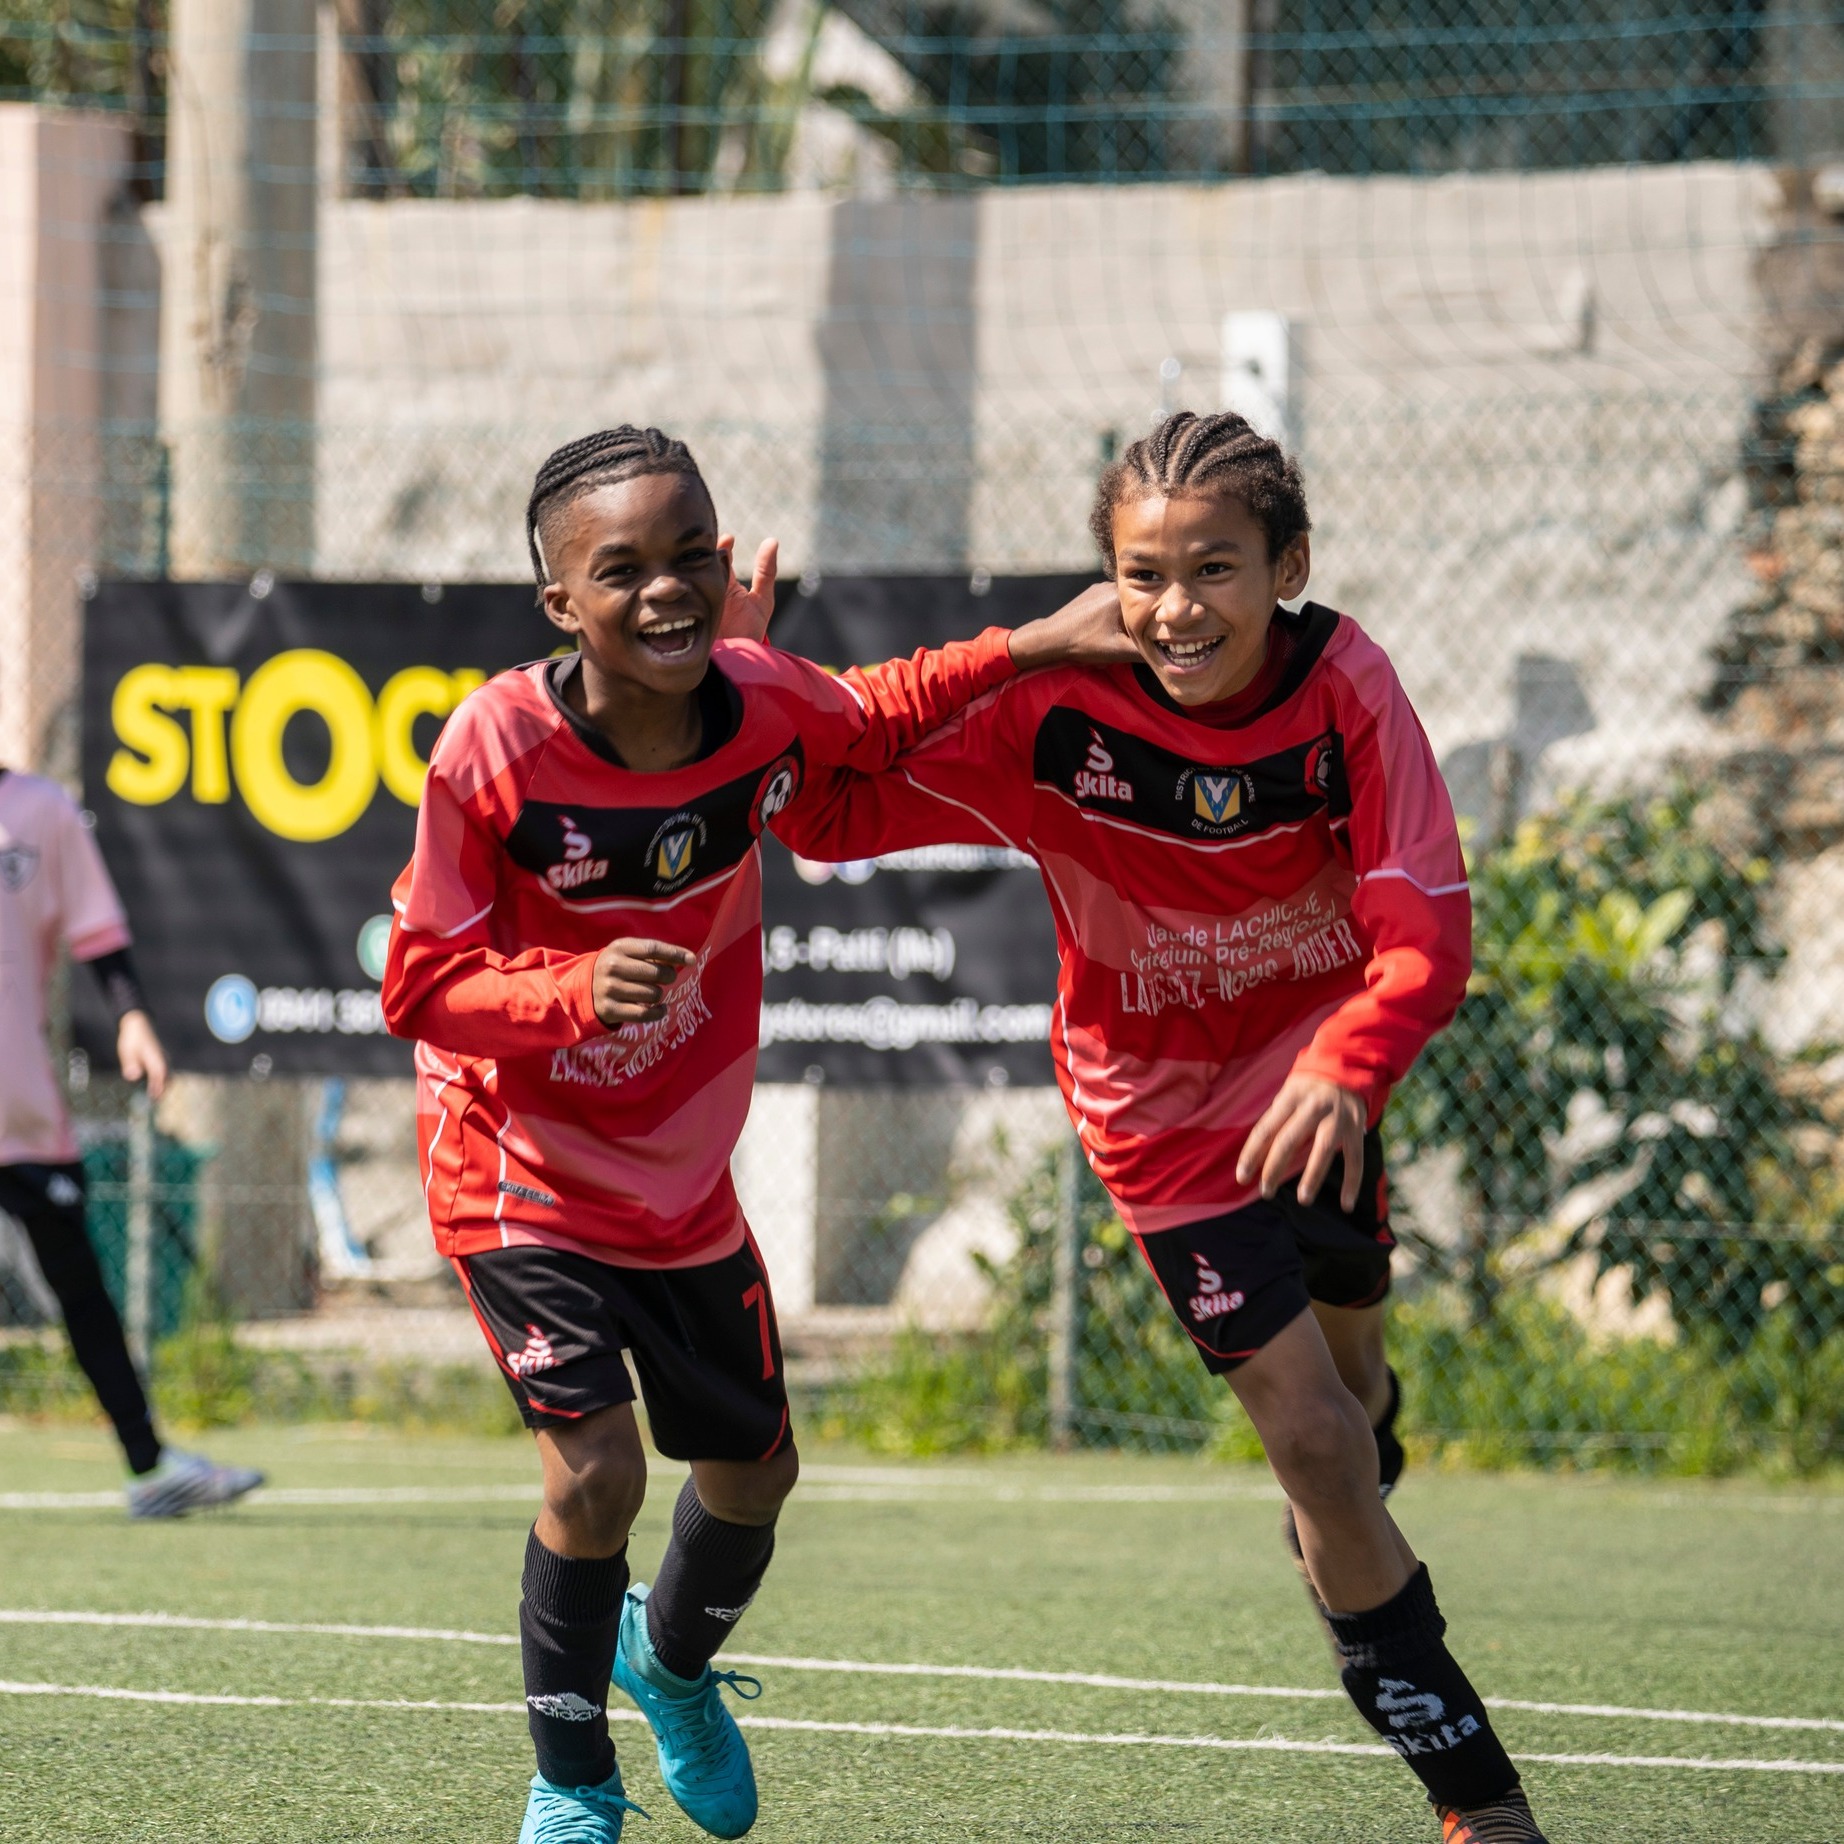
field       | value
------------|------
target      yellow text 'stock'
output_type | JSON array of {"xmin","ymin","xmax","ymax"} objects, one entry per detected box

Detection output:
[{"xmin": 106, "ymin": 651, "xmax": 485, "ymax": 842}]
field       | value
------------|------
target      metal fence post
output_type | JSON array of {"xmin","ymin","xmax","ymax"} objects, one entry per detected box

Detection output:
[
  {"xmin": 124, "ymin": 1089, "xmax": 155, "ymax": 1370},
  {"xmin": 1048, "ymin": 1130, "xmax": 1080, "ymax": 1450}
]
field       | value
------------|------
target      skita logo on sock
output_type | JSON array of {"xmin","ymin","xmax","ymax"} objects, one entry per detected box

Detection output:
[
  {"xmin": 703, "ymin": 1593, "xmax": 756, "ymax": 1622},
  {"xmin": 1187, "ymin": 1253, "xmax": 1244, "ymax": 1322},
  {"xmin": 1373, "ymin": 1678, "xmax": 1480, "ymax": 1755},
  {"xmin": 506, "ymin": 1324, "xmax": 559, "ymax": 1376},
  {"xmin": 526, "ymin": 1691, "xmax": 601, "ymax": 1721}
]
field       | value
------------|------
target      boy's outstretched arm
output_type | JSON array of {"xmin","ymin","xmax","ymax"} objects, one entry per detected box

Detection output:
[{"xmin": 762, "ymin": 581, "xmax": 1130, "ymax": 777}]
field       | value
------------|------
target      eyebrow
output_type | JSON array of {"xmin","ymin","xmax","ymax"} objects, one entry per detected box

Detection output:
[{"xmin": 585, "ymin": 525, "xmax": 713, "ymax": 562}]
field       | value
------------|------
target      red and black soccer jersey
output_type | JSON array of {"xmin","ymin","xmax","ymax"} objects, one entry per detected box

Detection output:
[
  {"xmin": 774, "ymin": 603, "xmax": 1470, "ymax": 1235},
  {"xmin": 382, "ymin": 632, "xmax": 1016, "ymax": 1268}
]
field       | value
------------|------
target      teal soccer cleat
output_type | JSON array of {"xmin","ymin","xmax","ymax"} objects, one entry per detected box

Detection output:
[
  {"xmin": 516, "ymin": 1769, "xmax": 646, "ymax": 1844},
  {"xmin": 610, "ymin": 1583, "xmax": 761, "ymax": 1838}
]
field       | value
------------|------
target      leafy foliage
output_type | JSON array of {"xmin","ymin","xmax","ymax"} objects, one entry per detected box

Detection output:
[{"xmin": 1389, "ymin": 779, "xmax": 1841, "ymax": 1347}]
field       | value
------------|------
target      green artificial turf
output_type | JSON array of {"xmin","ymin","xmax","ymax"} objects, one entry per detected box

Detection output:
[{"xmin": 0, "ymin": 1423, "xmax": 1838, "ymax": 1841}]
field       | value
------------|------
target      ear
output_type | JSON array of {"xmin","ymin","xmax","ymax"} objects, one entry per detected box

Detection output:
[
  {"xmin": 541, "ymin": 581, "xmax": 580, "ymax": 636},
  {"xmin": 1275, "ymin": 533, "xmax": 1311, "ymax": 602}
]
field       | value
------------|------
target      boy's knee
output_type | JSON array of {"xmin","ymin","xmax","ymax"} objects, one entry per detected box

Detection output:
[
  {"xmin": 545, "ymin": 1437, "xmax": 647, "ymax": 1541},
  {"xmin": 694, "ymin": 1442, "xmax": 799, "ymax": 1526},
  {"xmin": 1265, "ymin": 1391, "xmax": 1375, "ymax": 1502}
]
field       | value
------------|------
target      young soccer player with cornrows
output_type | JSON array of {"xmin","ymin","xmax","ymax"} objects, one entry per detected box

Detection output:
[
  {"xmin": 380, "ymin": 425, "xmax": 1130, "ymax": 1844},
  {"xmin": 773, "ymin": 410, "xmax": 1551, "ymax": 1844}
]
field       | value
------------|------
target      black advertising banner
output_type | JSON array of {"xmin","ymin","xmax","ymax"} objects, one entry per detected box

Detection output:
[
  {"xmin": 79, "ymin": 581, "xmax": 557, "ymax": 1075},
  {"xmin": 80, "ymin": 573, "xmax": 1088, "ymax": 1081}
]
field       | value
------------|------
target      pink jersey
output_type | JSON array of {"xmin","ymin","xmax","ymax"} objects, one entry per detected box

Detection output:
[
  {"xmin": 382, "ymin": 633, "xmax": 1017, "ymax": 1268},
  {"xmin": 776, "ymin": 605, "xmax": 1471, "ymax": 1234},
  {"xmin": 0, "ymin": 770, "xmax": 133, "ymax": 1165}
]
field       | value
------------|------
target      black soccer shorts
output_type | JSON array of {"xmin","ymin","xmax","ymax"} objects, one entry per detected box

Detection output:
[
  {"xmin": 1136, "ymin": 1129, "xmax": 1394, "ymax": 1373},
  {"xmin": 454, "ymin": 1232, "xmax": 790, "ymax": 1462}
]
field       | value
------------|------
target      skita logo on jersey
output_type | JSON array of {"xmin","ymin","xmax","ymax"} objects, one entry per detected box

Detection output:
[
  {"xmin": 1187, "ymin": 1253, "xmax": 1244, "ymax": 1323},
  {"xmin": 545, "ymin": 813, "xmax": 610, "ymax": 892},
  {"xmin": 751, "ymin": 752, "xmax": 803, "ymax": 833},
  {"xmin": 646, "ymin": 810, "xmax": 710, "ymax": 892},
  {"xmin": 1072, "ymin": 728, "xmax": 1135, "ymax": 803},
  {"xmin": 0, "ymin": 843, "xmax": 39, "ymax": 892}
]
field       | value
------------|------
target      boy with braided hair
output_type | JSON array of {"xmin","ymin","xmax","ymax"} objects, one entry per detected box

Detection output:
[
  {"xmin": 773, "ymin": 409, "xmax": 1551, "ymax": 1844},
  {"xmin": 381, "ymin": 425, "xmax": 1129, "ymax": 1843}
]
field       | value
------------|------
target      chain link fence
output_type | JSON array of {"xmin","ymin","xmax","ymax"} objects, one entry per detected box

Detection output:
[{"xmin": 2, "ymin": 3, "xmax": 1843, "ymax": 1469}]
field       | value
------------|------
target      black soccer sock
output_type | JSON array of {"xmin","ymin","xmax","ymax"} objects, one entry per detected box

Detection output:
[
  {"xmin": 520, "ymin": 1529, "xmax": 629, "ymax": 1791},
  {"xmin": 645, "ymin": 1478, "xmax": 777, "ymax": 1681},
  {"xmin": 16, "ymin": 1191, "xmax": 162, "ymax": 1474},
  {"xmin": 1324, "ymin": 1563, "xmax": 1521, "ymax": 1810}
]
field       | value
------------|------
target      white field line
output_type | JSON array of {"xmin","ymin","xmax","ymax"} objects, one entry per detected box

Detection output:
[
  {"xmin": 0, "ymin": 1678, "xmax": 1836, "ymax": 1776},
  {"xmin": 3, "ymin": 1609, "xmax": 1840, "ymax": 1738},
  {"xmin": 0, "ymin": 1475, "xmax": 1281, "ymax": 1510}
]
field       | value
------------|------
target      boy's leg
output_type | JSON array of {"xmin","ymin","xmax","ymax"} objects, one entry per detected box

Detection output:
[
  {"xmin": 610, "ymin": 1230, "xmax": 794, "ymax": 1839},
  {"xmin": 1310, "ymin": 1298, "xmax": 1391, "ymax": 1426},
  {"xmin": 1230, "ymin": 1309, "xmax": 1530, "ymax": 1820},
  {"xmin": 525, "ymin": 1403, "xmax": 649, "ymax": 1793},
  {"xmin": 646, "ymin": 1444, "xmax": 799, "ymax": 1680},
  {"xmin": 455, "ymin": 1248, "xmax": 649, "ymax": 1808},
  {"xmin": 0, "ymin": 1163, "xmax": 160, "ymax": 1473}
]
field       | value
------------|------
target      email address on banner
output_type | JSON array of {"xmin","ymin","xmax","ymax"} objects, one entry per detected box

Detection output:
[{"xmin": 760, "ymin": 997, "xmax": 1052, "ymax": 1051}]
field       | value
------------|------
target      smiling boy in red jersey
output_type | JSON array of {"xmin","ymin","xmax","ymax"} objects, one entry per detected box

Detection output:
[
  {"xmin": 381, "ymin": 426, "xmax": 1128, "ymax": 1844},
  {"xmin": 774, "ymin": 411, "xmax": 1550, "ymax": 1844}
]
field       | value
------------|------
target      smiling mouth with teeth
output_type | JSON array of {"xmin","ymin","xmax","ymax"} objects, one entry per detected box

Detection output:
[
  {"xmin": 1155, "ymin": 634, "xmax": 1224, "ymax": 668},
  {"xmin": 637, "ymin": 615, "xmax": 703, "ymax": 657}
]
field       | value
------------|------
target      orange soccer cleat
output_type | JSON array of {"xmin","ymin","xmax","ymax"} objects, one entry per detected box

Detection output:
[{"xmin": 1434, "ymin": 1786, "xmax": 1550, "ymax": 1843}]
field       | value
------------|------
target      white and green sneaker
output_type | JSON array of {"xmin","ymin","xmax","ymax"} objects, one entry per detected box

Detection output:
[
  {"xmin": 126, "ymin": 1449, "xmax": 264, "ymax": 1519},
  {"xmin": 610, "ymin": 1583, "xmax": 761, "ymax": 1838}
]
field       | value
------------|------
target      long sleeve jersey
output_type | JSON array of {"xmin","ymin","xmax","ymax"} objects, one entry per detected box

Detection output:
[
  {"xmin": 383, "ymin": 631, "xmax": 1016, "ymax": 1266},
  {"xmin": 774, "ymin": 603, "xmax": 1470, "ymax": 1235}
]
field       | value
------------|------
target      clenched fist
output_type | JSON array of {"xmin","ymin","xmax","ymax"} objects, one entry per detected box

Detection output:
[{"xmin": 593, "ymin": 938, "xmax": 697, "ymax": 1028}]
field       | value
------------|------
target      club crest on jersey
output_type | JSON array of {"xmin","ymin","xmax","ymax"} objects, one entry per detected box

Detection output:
[
  {"xmin": 1306, "ymin": 736, "xmax": 1338, "ymax": 794},
  {"xmin": 751, "ymin": 752, "xmax": 803, "ymax": 833},
  {"xmin": 1072, "ymin": 728, "xmax": 1134, "ymax": 803},
  {"xmin": 1187, "ymin": 1253, "xmax": 1244, "ymax": 1323},
  {"xmin": 1174, "ymin": 766, "xmax": 1256, "ymax": 837},
  {"xmin": 646, "ymin": 810, "xmax": 709, "ymax": 892},
  {"xmin": 545, "ymin": 814, "xmax": 609, "ymax": 892},
  {"xmin": 0, "ymin": 843, "xmax": 39, "ymax": 892}
]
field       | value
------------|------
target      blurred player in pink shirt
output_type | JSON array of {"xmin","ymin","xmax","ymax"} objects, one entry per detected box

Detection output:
[{"xmin": 0, "ymin": 766, "xmax": 262, "ymax": 1517}]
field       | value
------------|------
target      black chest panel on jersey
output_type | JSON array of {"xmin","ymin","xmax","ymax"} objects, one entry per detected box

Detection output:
[
  {"xmin": 1030, "ymin": 707, "xmax": 1350, "ymax": 845},
  {"xmin": 504, "ymin": 740, "xmax": 805, "ymax": 903}
]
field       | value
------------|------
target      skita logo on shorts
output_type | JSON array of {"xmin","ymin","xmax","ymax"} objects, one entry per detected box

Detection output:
[
  {"xmin": 1187, "ymin": 1253, "xmax": 1244, "ymax": 1323},
  {"xmin": 1072, "ymin": 729, "xmax": 1134, "ymax": 803},
  {"xmin": 506, "ymin": 1324, "xmax": 559, "ymax": 1377},
  {"xmin": 45, "ymin": 1173, "xmax": 82, "ymax": 1208},
  {"xmin": 527, "ymin": 1691, "xmax": 600, "ymax": 1721}
]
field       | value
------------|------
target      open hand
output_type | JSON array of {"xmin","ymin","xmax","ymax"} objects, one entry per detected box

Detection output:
[
  {"xmin": 117, "ymin": 1009, "xmax": 168, "ymax": 1102},
  {"xmin": 1235, "ymin": 1074, "xmax": 1366, "ymax": 1210},
  {"xmin": 1008, "ymin": 582, "xmax": 1137, "ymax": 671},
  {"xmin": 593, "ymin": 939, "xmax": 697, "ymax": 1028},
  {"xmin": 718, "ymin": 536, "xmax": 779, "ymax": 643}
]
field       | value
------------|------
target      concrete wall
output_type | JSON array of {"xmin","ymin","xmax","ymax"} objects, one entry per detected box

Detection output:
[
  {"xmin": 313, "ymin": 162, "xmax": 1774, "ymax": 809},
  {"xmin": 0, "ymin": 108, "xmax": 137, "ymax": 771}
]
